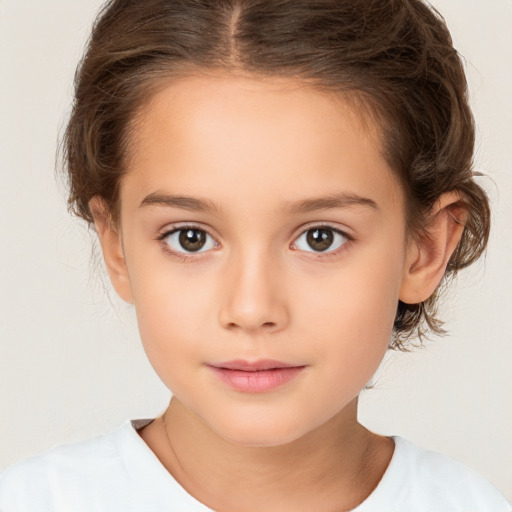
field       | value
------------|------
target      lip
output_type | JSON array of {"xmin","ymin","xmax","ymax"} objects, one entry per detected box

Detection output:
[
  {"xmin": 211, "ymin": 359, "xmax": 300, "ymax": 371},
  {"xmin": 208, "ymin": 360, "xmax": 306, "ymax": 393}
]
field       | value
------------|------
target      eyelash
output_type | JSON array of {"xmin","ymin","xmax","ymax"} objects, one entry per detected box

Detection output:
[
  {"xmin": 157, "ymin": 223, "xmax": 353, "ymax": 262},
  {"xmin": 157, "ymin": 224, "xmax": 219, "ymax": 263},
  {"xmin": 292, "ymin": 224, "xmax": 353, "ymax": 259}
]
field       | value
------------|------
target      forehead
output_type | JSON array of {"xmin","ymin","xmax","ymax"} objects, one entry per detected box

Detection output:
[{"xmin": 121, "ymin": 72, "xmax": 403, "ymax": 219}]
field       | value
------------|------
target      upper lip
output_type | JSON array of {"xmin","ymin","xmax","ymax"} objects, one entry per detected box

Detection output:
[{"xmin": 209, "ymin": 359, "xmax": 302, "ymax": 372}]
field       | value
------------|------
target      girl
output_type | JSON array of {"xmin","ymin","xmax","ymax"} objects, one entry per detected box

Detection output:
[{"xmin": 1, "ymin": 0, "xmax": 510, "ymax": 510}]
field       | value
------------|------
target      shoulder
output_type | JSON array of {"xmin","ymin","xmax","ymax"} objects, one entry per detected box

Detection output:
[
  {"xmin": 361, "ymin": 436, "xmax": 511, "ymax": 512},
  {"xmin": 0, "ymin": 419, "xmax": 212, "ymax": 512},
  {"xmin": 0, "ymin": 422, "xmax": 130, "ymax": 511}
]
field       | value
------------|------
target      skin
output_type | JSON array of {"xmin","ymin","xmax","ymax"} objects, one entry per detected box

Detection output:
[{"xmin": 91, "ymin": 72, "xmax": 465, "ymax": 511}]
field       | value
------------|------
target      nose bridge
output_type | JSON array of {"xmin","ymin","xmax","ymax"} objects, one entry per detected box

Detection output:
[{"xmin": 218, "ymin": 242, "xmax": 289, "ymax": 333}]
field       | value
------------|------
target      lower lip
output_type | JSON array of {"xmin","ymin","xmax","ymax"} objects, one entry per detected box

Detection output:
[{"xmin": 209, "ymin": 366, "xmax": 306, "ymax": 393}]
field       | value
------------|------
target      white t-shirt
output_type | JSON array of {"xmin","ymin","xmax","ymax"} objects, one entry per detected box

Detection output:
[{"xmin": 0, "ymin": 419, "xmax": 510, "ymax": 512}]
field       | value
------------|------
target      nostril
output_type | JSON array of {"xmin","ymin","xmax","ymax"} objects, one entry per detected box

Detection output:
[{"xmin": 223, "ymin": 320, "xmax": 279, "ymax": 334}]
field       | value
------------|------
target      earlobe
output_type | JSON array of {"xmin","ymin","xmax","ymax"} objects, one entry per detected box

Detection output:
[
  {"xmin": 89, "ymin": 197, "xmax": 134, "ymax": 303},
  {"xmin": 399, "ymin": 192, "xmax": 467, "ymax": 304}
]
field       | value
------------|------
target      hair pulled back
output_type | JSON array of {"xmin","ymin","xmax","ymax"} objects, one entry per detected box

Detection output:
[{"xmin": 63, "ymin": 0, "xmax": 490, "ymax": 349}]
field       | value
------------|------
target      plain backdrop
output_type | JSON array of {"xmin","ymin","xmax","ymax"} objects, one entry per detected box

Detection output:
[{"xmin": 1, "ymin": 0, "xmax": 511, "ymax": 501}]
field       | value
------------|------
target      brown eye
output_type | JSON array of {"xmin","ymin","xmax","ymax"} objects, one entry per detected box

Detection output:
[
  {"xmin": 306, "ymin": 228, "xmax": 334, "ymax": 252},
  {"xmin": 163, "ymin": 227, "xmax": 216, "ymax": 253},
  {"xmin": 179, "ymin": 229, "xmax": 207, "ymax": 251},
  {"xmin": 294, "ymin": 226, "xmax": 348, "ymax": 253}
]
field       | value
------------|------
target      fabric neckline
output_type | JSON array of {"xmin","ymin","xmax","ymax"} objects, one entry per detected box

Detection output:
[
  {"xmin": 115, "ymin": 418, "xmax": 213, "ymax": 510},
  {"xmin": 122, "ymin": 418, "xmax": 403, "ymax": 511}
]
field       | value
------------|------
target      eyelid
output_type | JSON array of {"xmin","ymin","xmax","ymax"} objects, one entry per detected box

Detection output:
[
  {"xmin": 157, "ymin": 223, "xmax": 220, "ymax": 258},
  {"xmin": 291, "ymin": 223, "xmax": 353, "ymax": 257},
  {"xmin": 293, "ymin": 221, "xmax": 353, "ymax": 239},
  {"xmin": 157, "ymin": 222, "xmax": 217, "ymax": 240}
]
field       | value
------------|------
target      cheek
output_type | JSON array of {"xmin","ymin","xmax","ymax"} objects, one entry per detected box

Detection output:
[
  {"xmin": 296, "ymin": 246, "xmax": 403, "ymax": 365},
  {"xmin": 131, "ymin": 254, "xmax": 222, "ymax": 389}
]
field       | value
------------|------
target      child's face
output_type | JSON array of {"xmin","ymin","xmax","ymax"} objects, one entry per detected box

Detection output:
[{"xmin": 113, "ymin": 73, "xmax": 411, "ymax": 446}]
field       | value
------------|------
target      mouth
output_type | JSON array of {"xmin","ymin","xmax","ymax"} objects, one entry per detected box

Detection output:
[{"xmin": 207, "ymin": 360, "xmax": 306, "ymax": 393}]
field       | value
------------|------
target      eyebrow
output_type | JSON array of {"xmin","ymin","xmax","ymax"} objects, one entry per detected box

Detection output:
[
  {"xmin": 139, "ymin": 192, "xmax": 378, "ymax": 213},
  {"xmin": 284, "ymin": 192, "xmax": 378, "ymax": 214},
  {"xmin": 140, "ymin": 193, "xmax": 221, "ymax": 212}
]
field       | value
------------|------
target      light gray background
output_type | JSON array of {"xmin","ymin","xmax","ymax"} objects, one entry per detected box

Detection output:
[{"xmin": 1, "ymin": 0, "xmax": 511, "ymax": 501}]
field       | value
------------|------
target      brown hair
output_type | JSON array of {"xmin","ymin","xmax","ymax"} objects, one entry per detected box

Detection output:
[{"xmin": 63, "ymin": 0, "xmax": 490, "ymax": 349}]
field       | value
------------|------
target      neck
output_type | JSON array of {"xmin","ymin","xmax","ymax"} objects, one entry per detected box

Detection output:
[{"xmin": 140, "ymin": 396, "xmax": 394, "ymax": 512}]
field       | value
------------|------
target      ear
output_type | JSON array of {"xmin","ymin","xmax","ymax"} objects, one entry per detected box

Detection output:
[
  {"xmin": 89, "ymin": 196, "xmax": 134, "ymax": 303},
  {"xmin": 399, "ymin": 192, "xmax": 466, "ymax": 304}
]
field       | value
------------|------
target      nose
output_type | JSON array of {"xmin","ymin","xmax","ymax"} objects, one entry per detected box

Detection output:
[{"xmin": 218, "ymin": 248, "xmax": 290, "ymax": 334}]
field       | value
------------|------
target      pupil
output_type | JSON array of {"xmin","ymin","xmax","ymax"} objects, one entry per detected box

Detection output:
[
  {"xmin": 307, "ymin": 228, "xmax": 333, "ymax": 252},
  {"xmin": 179, "ymin": 229, "xmax": 206, "ymax": 251}
]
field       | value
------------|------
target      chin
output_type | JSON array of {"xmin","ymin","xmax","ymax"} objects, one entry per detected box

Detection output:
[{"xmin": 207, "ymin": 411, "xmax": 314, "ymax": 448}]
